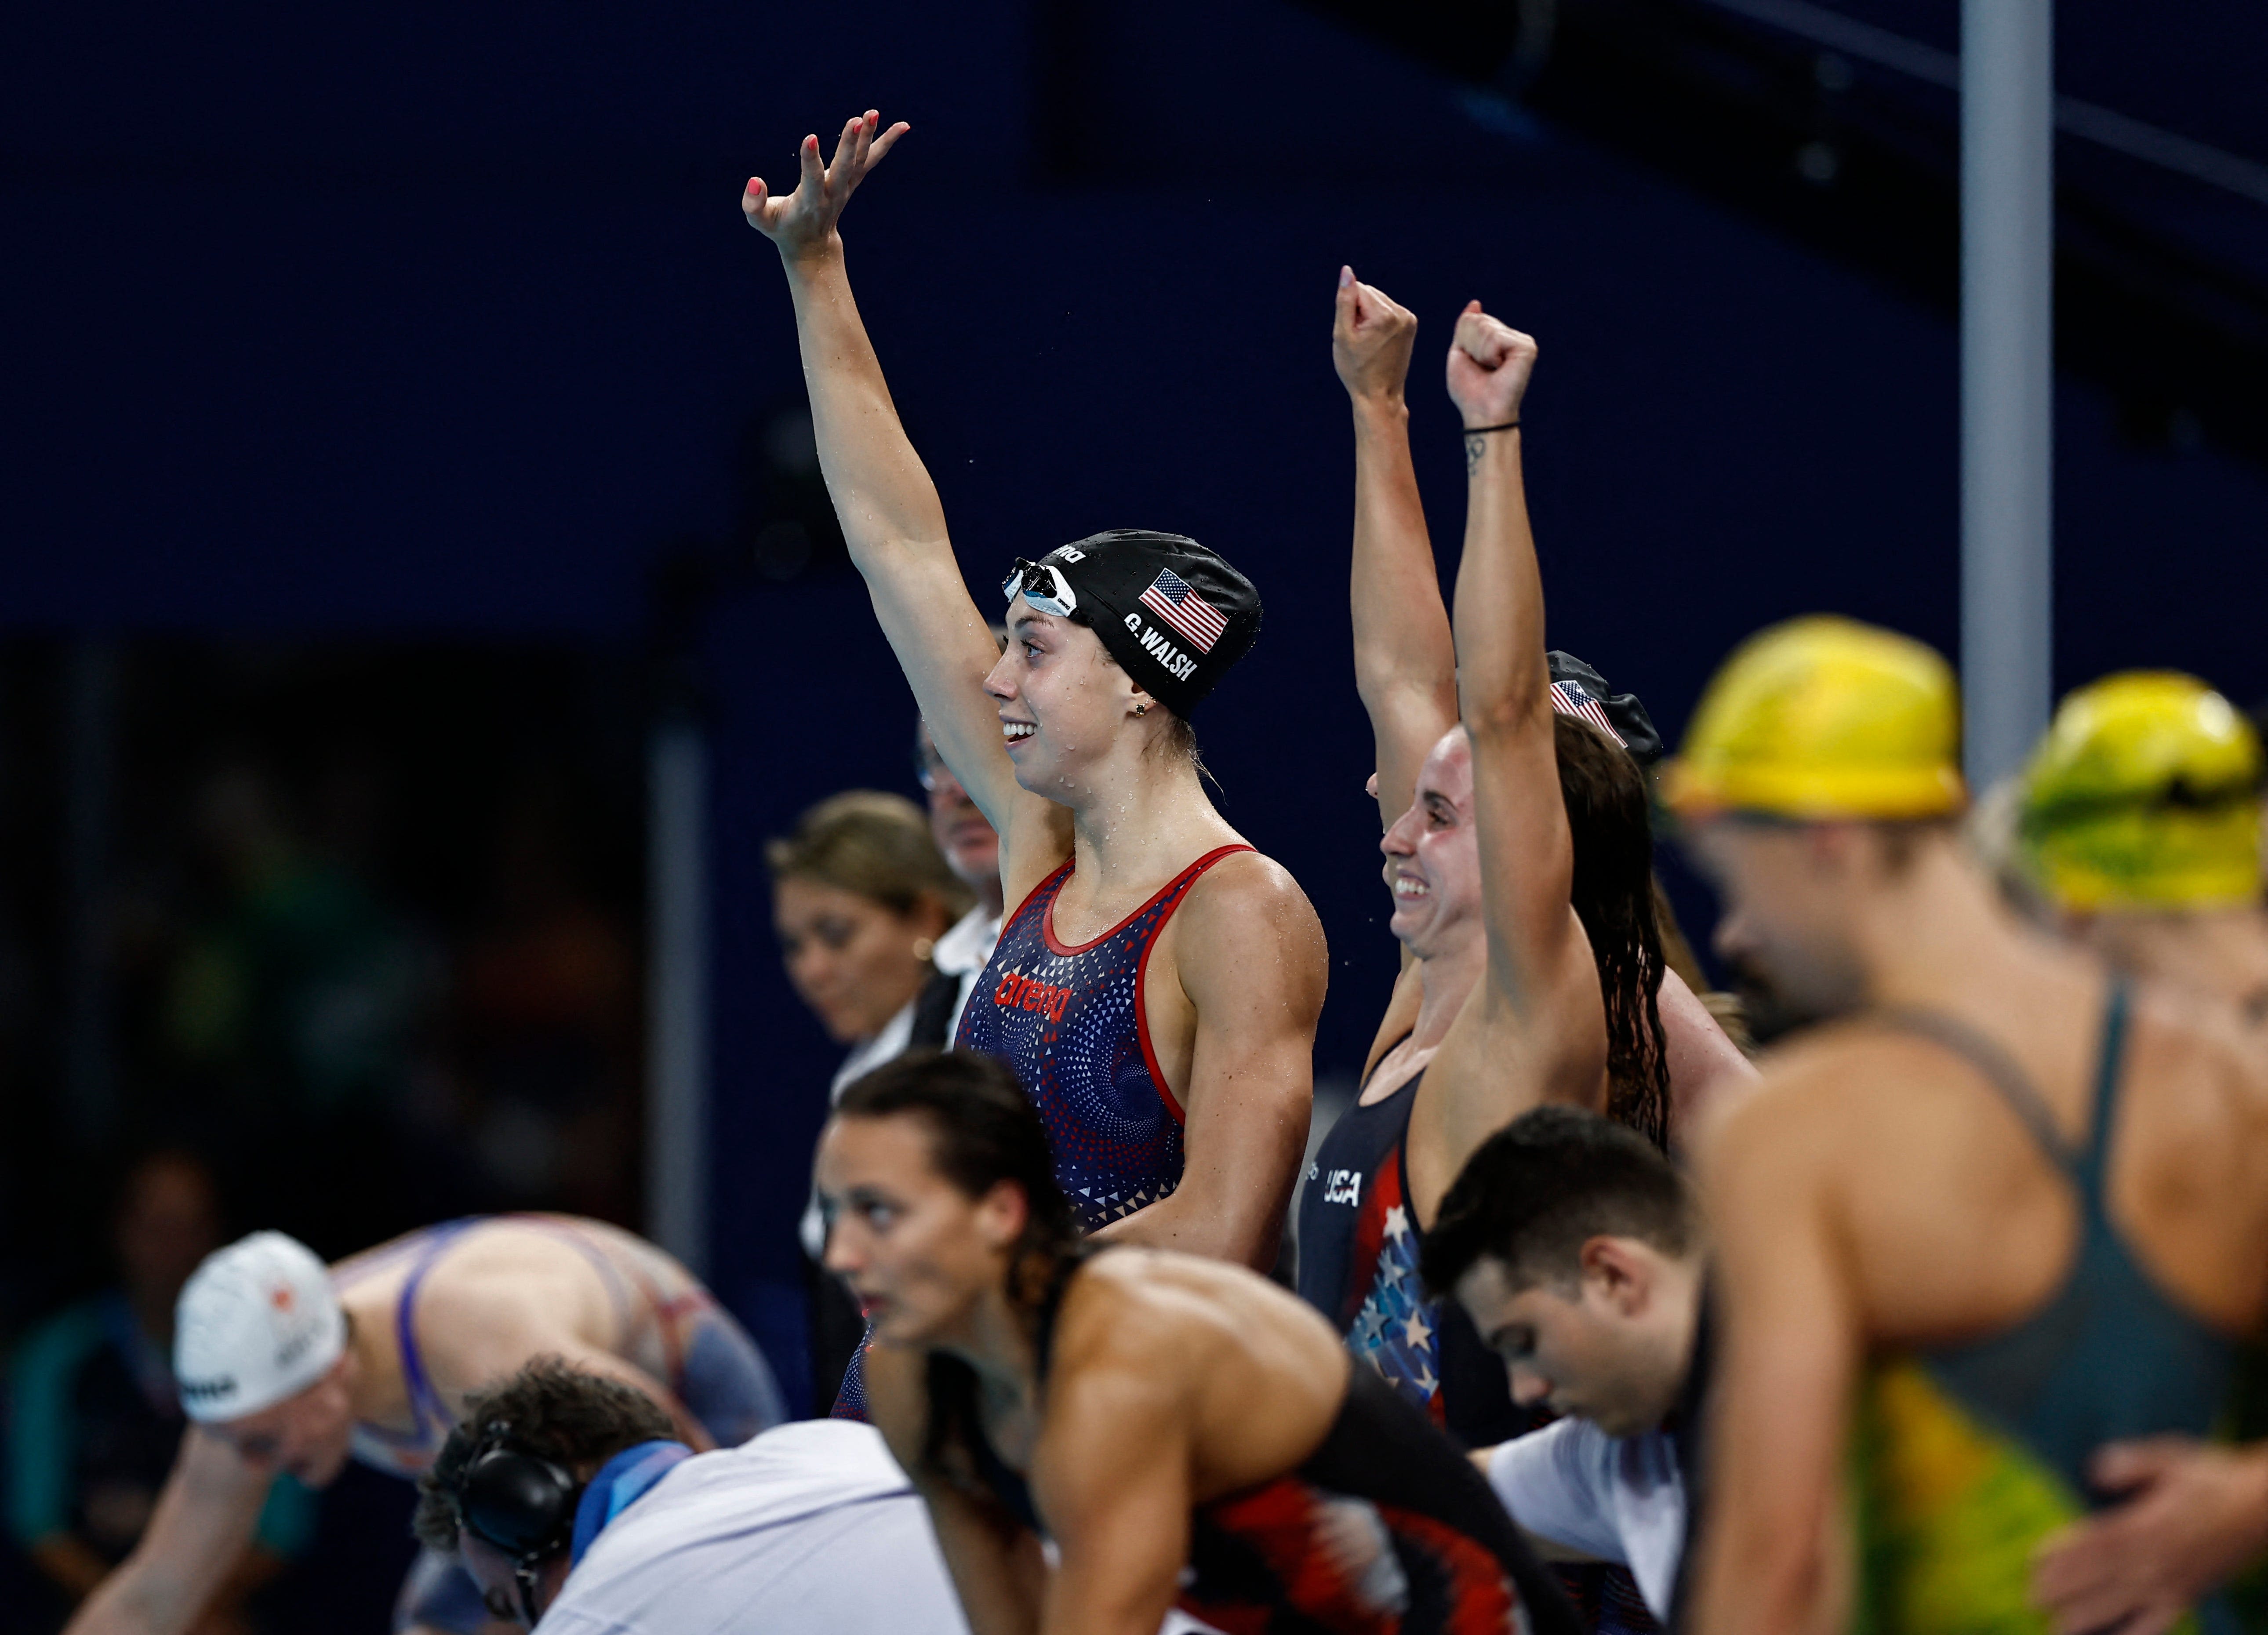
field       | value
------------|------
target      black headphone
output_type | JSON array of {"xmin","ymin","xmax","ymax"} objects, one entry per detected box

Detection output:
[{"xmin": 446, "ymin": 1423, "xmax": 582, "ymax": 1626}]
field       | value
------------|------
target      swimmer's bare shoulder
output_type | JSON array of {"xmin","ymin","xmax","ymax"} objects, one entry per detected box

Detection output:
[
  {"xmin": 1170, "ymin": 848, "xmax": 1328, "ymax": 968},
  {"xmin": 413, "ymin": 1224, "xmax": 614, "ymax": 1341},
  {"xmin": 1705, "ymin": 1001, "xmax": 2268, "ymax": 1336},
  {"xmin": 1694, "ymin": 1023, "xmax": 1901, "ymax": 1178},
  {"xmin": 1149, "ymin": 849, "xmax": 1328, "ymax": 1091},
  {"xmin": 407, "ymin": 1224, "xmax": 702, "ymax": 1433},
  {"xmin": 1693, "ymin": 1026, "xmax": 1963, "ymax": 1329},
  {"xmin": 1045, "ymin": 1251, "xmax": 1346, "ymax": 1498},
  {"xmin": 2115, "ymin": 991, "xmax": 2268, "ymax": 1330}
]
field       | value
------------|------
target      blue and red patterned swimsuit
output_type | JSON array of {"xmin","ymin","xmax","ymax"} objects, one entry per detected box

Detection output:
[
  {"xmin": 955, "ymin": 843, "xmax": 1251, "ymax": 1232},
  {"xmin": 832, "ymin": 844, "xmax": 1251, "ymax": 1421}
]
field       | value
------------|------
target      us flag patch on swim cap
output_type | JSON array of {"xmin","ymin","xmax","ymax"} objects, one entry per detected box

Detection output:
[
  {"xmin": 1551, "ymin": 680, "xmax": 1625, "ymax": 747},
  {"xmin": 1138, "ymin": 568, "xmax": 1227, "ymax": 654},
  {"xmin": 1023, "ymin": 530, "xmax": 1261, "ymax": 715}
]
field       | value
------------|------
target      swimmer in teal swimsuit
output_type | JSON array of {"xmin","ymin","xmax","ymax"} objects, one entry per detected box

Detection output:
[
  {"xmin": 1667, "ymin": 620, "xmax": 2268, "ymax": 1635},
  {"xmin": 65, "ymin": 1217, "xmax": 782, "ymax": 1635}
]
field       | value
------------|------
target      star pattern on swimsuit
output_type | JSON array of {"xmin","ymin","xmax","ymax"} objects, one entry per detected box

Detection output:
[{"xmin": 1346, "ymin": 1206, "xmax": 1444, "ymax": 1416}]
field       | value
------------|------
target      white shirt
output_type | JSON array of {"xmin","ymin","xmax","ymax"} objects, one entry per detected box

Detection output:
[
  {"xmin": 799, "ymin": 907, "xmax": 1003, "ymax": 1258},
  {"xmin": 535, "ymin": 1421, "xmax": 969, "ymax": 1635},
  {"xmin": 932, "ymin": 903, "xmax": 1003, "ymax": 1044},
  {"xmin": 1487, "ymin": 1417, "xmax": 1686, "ymax": 1621}
]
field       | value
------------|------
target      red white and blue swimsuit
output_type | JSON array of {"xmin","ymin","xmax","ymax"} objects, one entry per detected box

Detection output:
[
  {"xmin": 832, "ymin": 844, "xmax": 1251, "ymax": 1421},
  {"xmin": 955, "ymin": 844, "xmax": 1251, "ymax": 1232}
]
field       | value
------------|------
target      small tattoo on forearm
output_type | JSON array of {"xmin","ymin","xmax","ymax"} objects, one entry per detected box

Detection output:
[{"xmin": 1465, "ymin": 434, "xmax": 1484, "ymax": 476}]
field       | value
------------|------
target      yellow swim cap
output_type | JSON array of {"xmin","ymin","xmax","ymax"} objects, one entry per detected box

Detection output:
[
  {"xmin": 2019, "ymin": 672, "xmax": 2263, "ymax": 912},
  {"xmin": 1666, "ymin": 616, "xmax": 1966, "ymax": 820}
]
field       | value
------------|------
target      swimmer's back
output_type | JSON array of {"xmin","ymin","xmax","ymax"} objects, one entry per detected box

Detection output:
[
  {"xmin": 1040, "ymin": 1250, "xmax": 1353, "ymax": 1501},
  {"xmin": 1705, "ymin": 972, "xmax": 2268, "ymax": 1633},
  {"xmin": 1723, "ymin": 977, "xmax": 2268, "ymax": 1346},
  {"xmin": 335, "ymin": 1216, "xmax": 698, "ymax": 1349},
  {"xmin": 338, "ymin": 1214, "xmax": 751, "ymax": 1475}
]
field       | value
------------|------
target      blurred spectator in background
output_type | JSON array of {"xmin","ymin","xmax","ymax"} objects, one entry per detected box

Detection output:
[
  {"xmin": 916, "ymin": 718, "xmax": 1005, "ymax": 1041},
  {"xmin": 453, "ymin": 781, "xmax": 638, "ymax": 1221},
  {"xmin": 767, "ymin": 790, "xmax": 973, "ymax": 1411},
  {"xmin": 164, "ymin": 763, "xmax": 435, "ymax": 1252},
  {"xmin": 767, "ymin": 789, "xmax": 975, "ymax": 1080},
  {"xmin": 8, "ymin": 1152, "xmax": 311, "ymax": 1634}
]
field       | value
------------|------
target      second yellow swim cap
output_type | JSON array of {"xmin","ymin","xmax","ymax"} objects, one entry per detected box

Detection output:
[
  {"xmin": 2020, "ymin": 672, "xmax": 2262, "ymax": 912},
  {"xmin": 1666, "ymin": 615, "xmax": 1966, "ymax": 821}
]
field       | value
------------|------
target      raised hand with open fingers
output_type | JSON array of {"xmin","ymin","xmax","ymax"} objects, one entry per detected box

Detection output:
[
  {"xmin": 1332, "ymin": 267, "xmax": 1419, "ymax": 406},
  {"xmin": 743, "ymin": 109, "xmax": 910, "ymax": 262},
  {"xmin": 1445, "ymin": 300, "xmax": 1538, "ymax": 431}
]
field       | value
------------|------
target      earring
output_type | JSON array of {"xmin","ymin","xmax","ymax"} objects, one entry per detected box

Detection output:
[
  {"xmin": 912, "ymin": 937, "xmax": 936, "ymax": 963},
  {"xmin": 1133, "ymin": 703, "xmax": 1149, "ymax": 717}
]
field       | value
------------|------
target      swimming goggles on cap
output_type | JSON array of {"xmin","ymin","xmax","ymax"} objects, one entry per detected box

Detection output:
[{"xmin": 1003, "ymin": 558, "xmax": 1079, "ymax": 619}]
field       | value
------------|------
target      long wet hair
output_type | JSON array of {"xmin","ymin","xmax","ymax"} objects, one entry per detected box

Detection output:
[
  {"xmin": 832, "ymin": 1050, "xmax": 1082, "ymax": 1486},
  {"xmin": 1553, "ymin": 714, "xmax": 1672, "ymax": 1152}
]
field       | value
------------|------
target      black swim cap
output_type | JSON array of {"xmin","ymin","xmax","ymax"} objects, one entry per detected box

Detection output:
[
  {"xmin": 1548, "ymin": 651, "xmax": 1663, "ymax": 766},
  {"xmin": 1003, "ymin": 530, "xmax": 1261, "ymax": 717}
]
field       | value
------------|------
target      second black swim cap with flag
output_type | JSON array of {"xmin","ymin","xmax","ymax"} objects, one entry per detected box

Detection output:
[{"xmin": 1003, "ymin": 530, "xmax": 1262, "ymax": 717}]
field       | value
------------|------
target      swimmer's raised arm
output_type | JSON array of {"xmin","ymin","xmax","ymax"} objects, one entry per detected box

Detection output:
[
  {"xmin": 1333, "ymin": 269, "xmax": 1457, "ymax": 832},
  {"xmin": 1424, "ymin": 305, "xmax": 1602, "ymax": 1151},
  {"xmin": 63, "ymin": 1428, "xmax": 268, "ymax": 1635},
  {"xmin": 744, "ymin": 112, "xmax": 1035, "ymax": 851}
]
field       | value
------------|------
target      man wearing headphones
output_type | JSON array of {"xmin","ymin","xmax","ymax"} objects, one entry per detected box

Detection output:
[{"xmin": 418, "ymin": 1359, "xmax": 967, "ymax": 1632}]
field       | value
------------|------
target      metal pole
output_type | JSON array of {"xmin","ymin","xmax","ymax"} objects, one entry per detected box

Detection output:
[
  {"xmin": 645, "ymin": 720, "xmax": 711, "ymax": 1276},
  {"xmin": 1961, "ymin": 0, "xmax": 2055, "ymax": 788}
]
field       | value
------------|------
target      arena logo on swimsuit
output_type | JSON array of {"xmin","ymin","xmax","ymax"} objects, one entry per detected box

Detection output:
[{"xmin": 992, "ymin": 970, "xmax": 1073, "ymax": 1022}]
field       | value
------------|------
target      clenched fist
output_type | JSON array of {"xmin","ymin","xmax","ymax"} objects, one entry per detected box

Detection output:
[
  {"xmin": 1332, "ymin": 267, "xmax": 1419, "ymax": 407},
  {"xmin": 1445, "ymin": 301, "xmax": 1537, "ymax": 432}
]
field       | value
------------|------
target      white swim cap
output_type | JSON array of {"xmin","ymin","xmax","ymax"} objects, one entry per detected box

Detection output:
[{"xmin": 174, "ymin": 1232, "xmax": 347, "ymax": 1423}]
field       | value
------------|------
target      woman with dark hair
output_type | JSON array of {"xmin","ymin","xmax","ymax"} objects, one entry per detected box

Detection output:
[
  {"xmin": 743, "ymin": 112, "xmax": 1327, "ymax": 1280},
  {"xmin": 818, "ymin": 1050, "xmax": 1578, "ymax": 1635},
  {"xmin": 1314, "ymin": 276, "xmax": 1752, "ymax": 1632},
  {"xmin": 1298, "ymin": 280, "xmax": 1752, "ymax": 1463}
]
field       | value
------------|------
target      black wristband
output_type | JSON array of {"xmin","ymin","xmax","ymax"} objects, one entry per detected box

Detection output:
[{"xmin": 1464, "ymin": 421, "xmax": 1522, "ymax": 435}]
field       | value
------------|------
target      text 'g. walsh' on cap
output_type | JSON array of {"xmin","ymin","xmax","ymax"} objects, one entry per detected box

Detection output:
[
  {"xmin": 1665, "ymin": 614, "xmax": 1966, "ymax": 821},
  {"xmin": 175, "ymin": 1231, "xmax": 347, "ymax": 1424},
  {"xmin": 1006, "ymin": 530, "xmax": 1262, "ymax": 718}
]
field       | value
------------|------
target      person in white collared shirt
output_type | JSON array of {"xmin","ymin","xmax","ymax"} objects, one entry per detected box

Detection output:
[
  {"xmin": 914, "ymin": 716, "xmax": 1006, "ymax": 1041},
  {"xmin": 769, "ymin": 790, "xmax": 971, "ymax": 1069},
  {"xmin": 1427, "ymin": 1107, "xmax": 1713, "ymax": 1627},
  {"xmin": 416, "ymin": 1361, "xmax": 967, "ymax": 1635}
]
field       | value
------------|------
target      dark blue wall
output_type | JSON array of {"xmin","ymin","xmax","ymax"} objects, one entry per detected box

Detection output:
[{"xmin": 9, "ymin": 0, "xmax": 2268, "ymax": 1395}]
